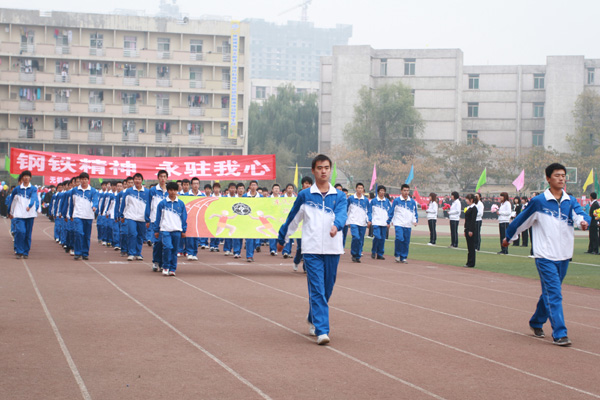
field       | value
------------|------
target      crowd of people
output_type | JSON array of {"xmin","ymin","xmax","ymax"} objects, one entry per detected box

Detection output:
[{"xmin": 4, "ymin": 159, "xmax": 591, "ymax": 347}]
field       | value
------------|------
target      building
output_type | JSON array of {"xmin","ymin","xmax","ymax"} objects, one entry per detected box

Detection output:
[
  {"xmin": 0, "ymin": 8, "xmax": 250, "ymax": 178},
  {"xmin": 251, "ymin": 78, "xmax": 319, "ymax": 104},
  {"xmin": 319, "ymin": 45, "xmax": 600, "ymax": 156}
]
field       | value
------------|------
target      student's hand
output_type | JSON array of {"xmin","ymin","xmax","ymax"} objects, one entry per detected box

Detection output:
[
  {"xmin": 154, "ymin": 232, "xmax": 159, "ymax": 239},
  {"xmin": 26, "ymin": 207, "xmax": 30, "ymax": 211},
  {"xmin": 121, "ymin": 218, "xmax": 125, "ymax": 223},
  {"xmin": 64, "ymin": 218, "xmax": 68, "ymax": 222},
  {"xmin": 92, "ymin": 207, "xmax": 97, "ymax": 212},
  {"xmin": 146, "ymin": 222, "xmax": 150, "ymax": 229},
  {"xmin": 367, "ymin": 221, "xmax": 372, "ymax": 228},
  {"xmin": 181, "ymin": 233, "xmax": 186, "ymax": 239},
  {"xmin": 581, "ymin": 221, "xmax": 589, "ymax": 231},
  {"xmin": 8, "ymin": 214, "xmax": 12, "ymax": 219},
  {"xmin": 330, "ymin": 225, "xmax": 338, "ymax": 238},
  {"xmin": 501, "ymin": 238, "xmax": 509, "ymax": 247},
  {"xmin": 277, "ymin": 243, "xmax": 284, "ymax": 253},
  {"xmin": 413, "ymin": 222, "xmax": 418, "ymax": 227},
  {"xmin": 468, "ymin": 232, "xmax": 473, "ymax": 237}
]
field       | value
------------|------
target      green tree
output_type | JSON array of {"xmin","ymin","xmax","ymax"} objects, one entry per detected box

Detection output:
[
  {"xmin": 435, "ymin": 142, "xmax": 494, "ymax": 192},
  {"xmin": 493, "ymin": 147, "xmax": 563, "ymax": 193},
  {"xmin": 567, "ymin": 89, "xmax": 600, "ymax": 156},
  {"xmin": 343, "ymin": 82, "xmax": 425, "ymax": 159}
]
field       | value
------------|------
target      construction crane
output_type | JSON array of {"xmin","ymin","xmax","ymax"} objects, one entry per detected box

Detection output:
[{"xmin": 278, "ymin": 0, "xmax": 312, "ymax": 22}]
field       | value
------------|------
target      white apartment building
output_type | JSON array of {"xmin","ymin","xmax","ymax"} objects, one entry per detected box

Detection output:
[{"xmin": 0, "ymin": 8, "xmax": 250, "ymax": 169}]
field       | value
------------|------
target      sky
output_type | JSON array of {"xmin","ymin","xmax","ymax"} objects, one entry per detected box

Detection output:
[{"xmin": 1, "ymin": 0, "xmax": 598, "ymax": 66}]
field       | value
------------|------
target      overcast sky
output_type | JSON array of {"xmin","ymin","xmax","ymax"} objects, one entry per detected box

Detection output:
[{"xmin": 2, "ymin": 0, "xmax": 598, "ymax": 66}]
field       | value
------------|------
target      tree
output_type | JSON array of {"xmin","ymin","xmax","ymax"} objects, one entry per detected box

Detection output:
[
  {"xmin": 493, "ymin": 147, "xmax": 563, "ymax": 193},
  {"xmin": 435, "ymin": 142, "xmax": 494, "ymax": 192},
  {"xmin": 248, "ymin": 84, "xmax": 318, "ymax": 175},
  {"xmin": 343, "ymin": 82, "xmax": 425, "ymax": 159},
  {"xmin": 567, "ymin": 89, "xmax": 600, "ymax": 156}
]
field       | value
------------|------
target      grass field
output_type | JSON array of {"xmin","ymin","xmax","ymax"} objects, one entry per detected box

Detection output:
[{"xmin": 356, "ymin": 233, "xmax": 600, "ymax": 290}]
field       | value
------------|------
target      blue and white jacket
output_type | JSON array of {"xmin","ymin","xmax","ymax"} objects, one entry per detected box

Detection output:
[
  {"xmin": 155, "ymin": 197, "xmax": 188, "ymax": 233},
  {"xmin": 68, "ymin": 185, "xmax": 99, "ymax": 220},
  {"xmin": 7, "ymin": 183, "xmax": 39, "ymax": 219},
  {"xmin": 146, "ymin": 184, "xmax": 169, "ymax": 223},
  {"xmin": 119, "ymin": 186, "xmax": 150, "ymax": 223},
  {"xmin": 505, "ymin": 189, "xmax": 590, "ymax": 261},
  {"xmin": 389, "ymin": 195, "xmax": 418, "ymax": 228},
  {"xmin": 278, "ymin": 183, "xmax": 347, "ymax": 255},
  {"xmin": 114, "ymin": 190, "xmax": 125, "ymax": 220},
  {"xmin": 346, "ymin": 194, "xmax": 372, "ymax": 226},
  {"xmin": 371, "ymin": 196, "xmax": 392, "ymax": 226}
]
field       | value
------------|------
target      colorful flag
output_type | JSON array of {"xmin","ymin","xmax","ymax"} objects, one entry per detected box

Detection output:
[
  {"xmin": 512, "ymin": 169, "xmax": 525, "ymax": 192},
  {"xmin": 405, "ymin": 165, "xmax": 414, "ymax": 185},
  {"xmin": 583, "ymin": 169, "xmax": 594, "ymax": 191},
  {"xmin": 475, "ymin": 168, "xmax": 487, "ymax": 191},
  {"xmin": 595, "ymin": 171, "xmax": 600, "ymax": 195},
  {"xmin": 293, "ymin": 163, "xmax": 299, "ymax": 190},
  {"xmin": 369, "ymin": 163, "xmax": 377, "ymax": 191},
  {"xmin": 4, "ymin": 155, "xmax": 18, "ymax": 179},
  {"xmin": 330, "ymin": 162, "xmax": 337, "ymax": 185}
]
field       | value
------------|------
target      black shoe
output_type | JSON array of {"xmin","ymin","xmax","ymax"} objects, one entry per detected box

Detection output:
[
  {"xmin": 351, "ymin": 256, "xmax": 358, "ymax": 263},
  {"xmin": 464, "ymin": 265, "xmax": 474, "ymax": 268},
  {"xmin": 283, "ymin": 253, "xmax": 289, "ymax": 259},
  {"xmin": 553, "ymin": 336, "xmax": 572, "ymax": 346},
  {"xmin": 82, "ymin": 256, "xmax": 89, "ymax": 260},
  {"xmin": 355, "ymin": 258, "xmax": 361, "ymax": 263},
  {"xmin": 376, "ymin": 255, "xmax": 385, "ymax": 260},
  {"xmin": 256, "ymin": 247, "xmax": 261, "ymax": 253},
  {"xmin": 147, "ymin": 240, "xmax": 152, "ymax": 246},
  {"xmin": 584, "ymin": 251, "xmax": 592, "ymax": 254},
  {"xmin": 371, "ymin": 253, "xmax": 376, "ymax": 259},
  {"xmin": 74, "ymin": 256, "xmax": 81, "ymax": 260},
  {"xmin": 530, "ymin": 326, "xmax": 545, "ymax": 338}
]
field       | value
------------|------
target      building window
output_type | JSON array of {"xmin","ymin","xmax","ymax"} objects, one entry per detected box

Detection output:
[
  {"xmin": 158, "ymin": 38, "xmax": 170, "ymax": 52},
  {"xmin": 220, "ymin": 122, "xmax": 228, "ymax": 137},
  {"xmin": 588, "ymin": 68, "xmax": 595, "ymax": 85},
  {"xmin": 534, "ymin": 73, "xmax": 545, "ymax": 89},
  {"xmin": 532, "ymin": 130, "xmax": 544, "ymax": 147},
  {"xmin": 189, "ymin": 67, "xmax": 202, "ymax": 81},
  {"xmin": 468, "ymin": 74, "xmax": 479, "ymax": 90},
  {"xmin": 380, "ymin": 58, "xmax": 387, "ymax": 76},
  {"xmin": 533, "ymin": 103, "xmax": 544, "ymax": 118},
  {"xmin": 190, "ymin": 39, "xmax": 203, "ymax": 53},
  {"xmin": 90, "ymin": 33, "xmax": 103, "ymax": 49},
  {"xmin": 403, "ymin": 125, "xmax": 414, "ymax": 138},
  {"xmin": 468, "ymin": 102, "xmax": 479, "ymax": 118},
  {"xmin": 256, "ymin": 86, "xmax": 266, "ymax": 99},
  {"xmin": 404, "ymin": 58, "xmax": 416, "ymax": 76},
  {"xmin": 467, "ymin": 130, "xmax": 478, "ymax": 145},
  {"xmin": 124, "ymin": 36, "xmax": 137, "ymax": 50}
]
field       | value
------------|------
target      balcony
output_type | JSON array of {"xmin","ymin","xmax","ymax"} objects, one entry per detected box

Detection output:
[
  {"xmin": 122, "ymin": 132, "xmax": 138, "ymax": 142},
  {"xmin": 88, "ymin": 131, "xmax": 104, "ymax": 141},
  {"xmin": 190, "ymin": 53, "xmax": 203, "ymax": 61},
  {"xmin": 157, "ymin": 79, "xmax": 172, "ymax": 87},
  {"xmin": 55, "ymin": 46, "xmax": 70, "ymax": 55},
  {"xmin": 189, "ymin": 135, "xmax": 204, "ymax": 145},
  {"xmin": 157, "ymin": 51, "xmax": 171, "ymax": 60},
  {"xmin": 19, "ymin": 101, "xmax": 36, "ymax": 111},
  {"xmin": 123, "ymin": 49, "xmax": 139, "ymax": 58},
  {"xmin": 55, "ymin": 74, "xmax": 71, "ymax": 83},
  {"xmin": 155, "ymin": 133, "xmax": 172, "ymax": 144},
  {"xmin": 20, "ymin": 44, "xmax": 35, "ymax": 54},
  {"xmin": 222, "ymin": 81, "xmax": 231, "ymax": 90},
  {"xmin": 156, "ymin": 107, "xmax": 171, "ymax": 116},
  {"xmin": 20, "ymin": 72, "xmax": 36, "ymax": 82},
  {"xmin": 221, "ymin": 137, "xmax": 237, "ymax": 146},
  {"xmin": 189, "ymin": 107, "xmax": 206, "ymax": 117},
  {"xmin": 189, "ymin": 80, "xmax": 205, "ymax": 89},
  {"xmin": 89, "ymin": 104, "xmax": 105, "ymax": 113},
  {"xmin": 123, "ymin": 104, "xmax": 139, "ymax": 114},
  {"xmin": 89, "ymin": 76, "xmax": 104, "ymax": 85},
  {"xmin": 89, "ymin": 48, "xmax": 104, "ymax": 56},
  {"xmin": 223, "ymin": 54, "xmax": 231, "ymax": 62},
  {"xmin": 123, "ymin": 77, "xmax": 139, "ymax": 86},
  {"xmin": 18, "ymin": 128, "xmax": 35, "ymax": 139},
  {"xmin": 221, "ymin": 108, "xmax": 229, "ymax": 117},
  {"xmin": 54, "ymin": 130, "xmax": 69, "ymax": 140},
  {"xmin": 54, "ymin": 103, "xmax": 70, "ymax": 112}
]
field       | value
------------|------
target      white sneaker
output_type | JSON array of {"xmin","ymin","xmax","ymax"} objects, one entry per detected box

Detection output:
[
  {"xmin": 169, "ymin": 271, "xmax": 176, "ymax": 276},
  {"xmin": 192, "ymin": 256, "xmax": 198, "ymax": 261},
  {"xmin": 152, "ymin": 263, "xmax": 159, "ymax": 272},
  {"xmin": 187, "ymin": 255, "xmax": 193, "ymax": 260},
  {"xmin": 70, "ymin": 250, "xmax": 74, "ymax": 256},
  {"xmin": 317, "ymin": 334, "xmax": 330, "ymax": 345},
  {"xmin": 270, "ymin": 250, "xmax": 276, "ymax": 256},
  {"xmin": 307, "ymin": 316, "xmax": 316, "ymax": 336},
  {"xmin": 135, "ymin": 256, "xmax": 144, "ymax": 260},
  {"xmin": 394, "ymin": 257, "xmax": 401, "ymax": 263},
  {"xmin": 427, "ymin": 243, "xmax": 434, "ymax": 246},
  {"xmin": 102, "ymin": 241, "xmax": 107, "ymax": 246},
  {"xmin": 127, "ymin": 255, "xmax": 134, "ymax": 261},
  {"xmin": 293, "ymin": 264, "xmax": 299, "ymax": 272},
  {"xmin": 162, "ymin": 269, "xmax": 169, "ymax": 276},
  {"xmin": 224, "ymin": 251, "xmax": 231, "ymax": 256},
  {"xmin": 177, "ymin": 253, "xmax": 182, "ymax": 257}
]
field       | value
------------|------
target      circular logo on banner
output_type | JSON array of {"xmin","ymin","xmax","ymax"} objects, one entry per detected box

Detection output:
[{"xmin": 232, "ymin": 202, "xmax": 251, "ymax": 216}]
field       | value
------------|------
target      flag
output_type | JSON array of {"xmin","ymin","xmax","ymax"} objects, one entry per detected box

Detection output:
[
  {"xmin": 475, "ymin": 168, "xmax": 487, "ymax": 191},
  {"xmin": 4, "ymin": 155, "xmax": 19, "ymax": 179},
  {"xmin": 330, "ymin": 162, "xmax": 337, "ymax": 185},
  {"xmin": 583, "ymin": 169, "xmax": 594, "ymax": 191},
  {"xmin": 512, "ymin": 169, "xmax": 525, "ymax": 192},
  {"xmin": 405, "ymin": 165, "xmax": 414, "ymax": 185},
  {"xmin": 369, "ymin": 163, "xmax": 377, "ymax": 191},
  {"xmin": 595, "ymin": 171, "xmax": 600, "ymax": 195},
  {"xmin": 293, "ymin": 163, "xmax": 299, "ymax": 190}
]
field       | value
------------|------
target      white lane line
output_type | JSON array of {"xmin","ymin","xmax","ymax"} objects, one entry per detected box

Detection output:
[
  {"xmin": 175, "ymin": 276, "xmax": 446, "ymax": 400},
  {"xmin": 199, "ymin": 262, "xmax": 600, "ymax": 398},
  {"xmin": 82, "ymin": 261, "xmax": 272, "ymax": 400},
  {"xmin": 22, "ymin": 260, "xmax": 92, "ymax": 400}
]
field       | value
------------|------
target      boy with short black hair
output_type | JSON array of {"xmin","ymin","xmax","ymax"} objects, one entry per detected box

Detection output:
[{"xmin": 155, "ymin": 182, "xmax": 187, "ymax": 276}]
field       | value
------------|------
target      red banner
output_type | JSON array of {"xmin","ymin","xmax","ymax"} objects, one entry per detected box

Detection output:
[{"xmin": 10, "ymin": 148, "xmax": 276, "ymax": 180}]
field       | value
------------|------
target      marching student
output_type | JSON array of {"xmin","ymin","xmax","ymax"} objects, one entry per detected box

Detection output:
[
  {"xmin": 68, "ymin": 172, "xmax": 99, "ymax": 261},
  {"xmin": 7, "ymin": 170, "xmax": 39, "ymax": 259},
  {"xmin": 463, "ymin": 194, "xmax": 478, "ymax": 268},
  {"xmin": 231, "ymin": 183, "xmax": 246, "ymax": 258},
  {"xmin": 100, "ymin": 181, "xmax": 115, "ymax": 247},
  {"xmin": 448, "ymin": 192, "xmax": 461, "ymax": 248},
  {"xmin": 293, "ymin": 176, "xmax": 313, "ymax": 272},
  {"xmin": 426, "ymin": 192, "xmax": 438, "ymax": 245},
  {"xmin": 96, "ymin": 181, "xmax": 109, "ymax": 245},
  {"xmin": 119, "ymin": 173, "xmax": 150, "ymax": 261},
  {"xmin": 389, "ymin": 184, "xmax": 418, "ymax": 263},
  {"xmin": 114, "ymin": 177, "xmax": 132, "ymax": 255},
  {"xmin": 269, "ymin": 183, "xmax": 282, "ymax": 256},
  {"xmin": 106, "ymin": 181, "xmax": 123, "ymax": 252},
  {"xmin": 223, "ymin": 183, "xmax": 238, "ymax": 256},
  {"xmin": 183, "ymin": 178, "xmax": 203, "ymax": 260},
  {"xmin": 281, "ymin": 183, "xmax": 297, "ymax": 258},
  {"xmin": 61, "ymin": 176, "xmax": 81, "ymax": 256},
  {"xmin": 243, "ymin": 180, "xmax": 262, "ymax": 262},
  {"xmin": 520, "ymin": 196, "xmax": 530, "ymax": 247},
  {"xmin": 277, "ymin": 154, "xmax": 348, "ymax": 345},
  {"xmin": 347, "ymin": 182, "xmax": 371, "ymax": 263},
  {"xmin": 503, "ymin": 163, "xmax": 590, "ymax": 346},
  {"xmin": 370, "ymin": 185, "xmax": 392, "ymax": 260},
  {"xmin": 147, "ymin": 170, "xmax": 169, "ymax": 271},
  {"xmin": 587, "ymin": 193, "xmax": 599, "ymax": 254},
  {"xmin": 52, "ymin": 183, "xmax": 65, "ymax": 243},
  {"xmin": 475, "ymin": 193, "xmax": 484, "ymax": 251},
  {"xmin": 209, "ymin": 182, "xmax": 223, "ymax": 252},
  {"xmin": 199, "ymin": 183, "xmax": 213, "ymax": 250},
  {"xmin": 496, "ymin": 192, "xmax": 512, "ymax": 255},
  {"xmin": 155, "ymin": 182, "xmax": 187, "ymax": 276}
]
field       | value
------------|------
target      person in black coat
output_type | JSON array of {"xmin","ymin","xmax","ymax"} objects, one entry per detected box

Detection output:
[
  {"xmin": 464, "ymin": 193, "xmax": 478, "ymax": 268},
  {"xmin": 587, "ymin": 192, "xmax": 599, "ymax": 254}
]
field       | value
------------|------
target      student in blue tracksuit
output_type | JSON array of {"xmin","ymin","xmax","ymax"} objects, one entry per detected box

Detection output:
[
  {"xmin": 146, "ymin": 170, "xmax": 169, "ymax": 271},
  {"xmin": 347, "ymin": 182, "xmax": 372, "ymax": 263},
  {"xmin": 119, "ymin": 173, "xmax": 150, "ymax": 261},
  {"xmin": 503, "ymin": 163, "xmax": 590, "ymax": 347},
  {"xmin": 232, "ymin": 183, "xmax": 246, "ymax": 258},
  {"xmin": 389, "ymin": 184, "xmax": 419, "ymax": 264},
  {"xmin": 243, "ymin": 180, "xmax": 262, "ymax": 262},
  {"xmin": 7, "ymin": 171, "xmax": 39, "ymax": 259},
  {"xmin": 96, "ymin": 181, "xmax": 109, "ymax": 245},
  {"xmin": 292, "ymin": 176, "xmax": 313, "ymax": 272},
  {"xmin": 184, "ymin": 178, "xmax": 204, "ymax": 261},
  {"xmin": 115, "ymin": 177, "xmax": 133, "ymax": 255},
  {"xmin": 269, "ymin": 183, "xmax": 282, "ymax": 256},
  {"xmin": 281, "ymin": 183, "xmax": 297, "ymax": 257},
  {"xmin": 68, "ymin": 172, "xmax": 99, "ymax": 260},
  {"xmin": 222, "ymin": 183, "xmax": 237, "ymax": 256},
  {"xmin": 106, "ymin": 181, "xmax": 122, "ymax": 251},
  {"xmin": 278, "ymin": 154, "xmax": 347, "ymax": 346},
  {"xmin": 155, "ymin": 182, "xmax": 187, "ymax": 276},
  {"xmin": 370, "ymin": 185, "xmax": 392, "ymax": 260},
  {"xmin": 52, "ymin": 183, "xmax": 65, "ymax": 243},
  {"xmin": 209, "ymin": 182, "xmax": 223, "ymax": 252}
]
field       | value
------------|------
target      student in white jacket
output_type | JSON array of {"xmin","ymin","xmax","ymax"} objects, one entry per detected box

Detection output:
[
  {"xmin": 496, "ymin": 192, "xmax": 512, "ymax": 254},
  {"xmin": 426, "ymin": 192, "xmax": 438, "ymax": 245},
  {"xmin": 448, "ymin": 192, "xmax": 461, "ymax": 248},
  {"xmin": 475, "ymin": 193, "xmax": 484, "ymax": 251}
]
